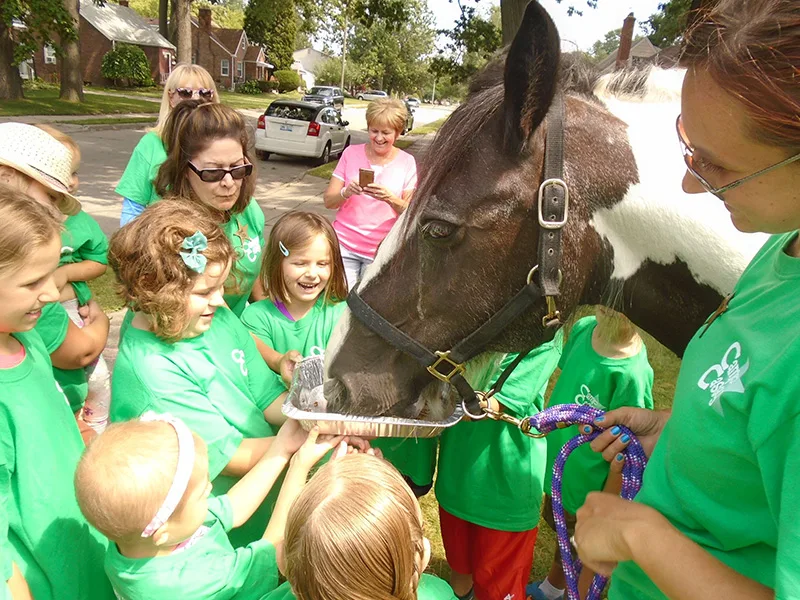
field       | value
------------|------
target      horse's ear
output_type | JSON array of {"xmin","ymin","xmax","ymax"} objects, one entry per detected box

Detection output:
[{"xmin": 503, "ymin": 1, "xmax": 561, "ymax": 155}]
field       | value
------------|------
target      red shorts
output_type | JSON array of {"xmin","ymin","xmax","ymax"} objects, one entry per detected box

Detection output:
[{"xmin": 439, "ymin": 507, "xmax": 538, "ymax": 600}]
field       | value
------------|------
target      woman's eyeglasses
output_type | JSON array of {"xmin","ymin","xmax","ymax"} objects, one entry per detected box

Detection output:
[
  {"xmin": 676, "ymin": 114, "xmax": 800, "ymax": 200},
  {"xmin": 188, "ymin": 162, "xmax": 253, "ymax": 183},
  {"xmin": 175, "ymin": 87, "xmax": 215, "ymax": 100}
]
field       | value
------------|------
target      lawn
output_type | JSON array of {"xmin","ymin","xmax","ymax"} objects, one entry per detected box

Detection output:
[
  {"xmin": 52, "ymin": 116, "xmax": 157, "ymax": 126},
  {"xmin": 97, "ymin": 86, "xmax": 304, "ymax": 111},
  {"xmin": 0, "ymin": 89, "xmax": 160, "ymax": 117},
  {"xmin": 88, "ymin": 270, "xmax": 125, "ymax": 312}
]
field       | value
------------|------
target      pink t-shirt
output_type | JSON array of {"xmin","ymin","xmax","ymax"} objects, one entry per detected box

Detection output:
[{"xmin": 332, "ymin": 144, "xmax": 417, "ymax": 258}]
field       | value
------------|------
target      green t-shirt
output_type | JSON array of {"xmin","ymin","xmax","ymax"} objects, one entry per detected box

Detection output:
[
  {"xmin": 241, "ymin": 295, "xmax": 346, "ymax": 388},
  {"xmin": 109, "ymin": 307, "xmax": 285, "ymax": 548},
  {"xmin": 611, "ymin": 233, "xmax": 800, "ymax": 599},
  {"xmin": 261, "ymin": 573, "xmax": 458, "ymax": 600},
  {"xmin": 224, "ymin": 199, "xmax": 266, "ymax": 317},
  {"xmin": 115, "ymin": 131, "xmax": 167, "ymax": 208},
  {"xmin": 32, "ymin": 302, "xmax": 88, "ymax": 412},
  {"xmin": 371, "ymin": 436, "xmax": 439, "ymax": 487},
  {"xmin": 106, "ymin": 495, "xmax": 279, "ymax": 599},
  {"xmin": 543, "ymin": 316, "xmax": 654, "ymax": 515},
  {"xmin": 435, "ymin": 334, "xmax": 563, "ymax": 532},
  {"xmin": 0, "ymin": 330, "xmax": 112, "ymax": 600},
  {"xmin": 61, "ymin": 211, "xmax": 109, "ymax": 305}
]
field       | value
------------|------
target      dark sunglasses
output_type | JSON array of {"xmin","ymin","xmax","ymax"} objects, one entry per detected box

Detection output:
[
  {"xmin": 188, "ymin": 162, "xmax": 253, "ymax": 183},
  {"xmin": 175, "ymin": 87, "xmax": 215, "ymax": 100},
  {"xmin": 676, "ymin": 115, "xmax": 800, "ymax": 200}
]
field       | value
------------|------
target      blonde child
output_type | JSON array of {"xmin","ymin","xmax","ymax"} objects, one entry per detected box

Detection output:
[
  {"xmin": 435, "ymin": 336, "xmax": 563, "ymax": 600},
  {"xmin": 0, "ymin": 123, "xmax": 109, "ymax": 439},
  {"xmin": 0, "ymin": 187, "xmax": 112, "ymax": 599},
  {"xmin": 529, "ymin": 307, "xmax": 653, "ymax": 600},
  {"xmin": 117, "ymin": 63, "xmax": 218, "ymax": 225},
  {"xmin": 75, "ymin": 414, "xmax": 340, "ymax": 599},
  {"xmin": 108, "ymin": 198, "xmax": 287, "ymax": 548},
  {"xmin": 266, "ymin": 453, "xmax": 458, "ymax": 600},
  {"xmin": 35, "ymin": 124, "xmax": 112, "ymax": 434}
]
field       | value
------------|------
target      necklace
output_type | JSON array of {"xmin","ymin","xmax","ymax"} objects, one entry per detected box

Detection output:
[{"xmin": 366, "ymin": 144, "xmax": 397, "ymax": 166}]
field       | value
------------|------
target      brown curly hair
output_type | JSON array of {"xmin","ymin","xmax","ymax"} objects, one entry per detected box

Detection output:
[
  {"xmin": 108, "ymin": 198, "xmax": 236, "ymax": 342},
  {"xmin": 155, "ymin": 101, "xmax": 256, "ymax": 217},
  {"xmin": 260, "ymin": 211, "xmax": 348, "ymax": 305}
]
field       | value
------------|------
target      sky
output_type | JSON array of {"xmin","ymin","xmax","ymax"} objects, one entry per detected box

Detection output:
[{"xmin": 430, "ymin": 0, "xmax": 667, "ymax": 52}]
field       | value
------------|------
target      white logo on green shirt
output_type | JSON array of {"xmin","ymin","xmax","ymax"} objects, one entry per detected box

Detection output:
[
  {"xmin": 243, "ymin": 237, "xmax": 261, "ymax": 262},
  {"xmin": 574, "ymin": 384, "xmax": 603, "ymax": 409},
  {"xmin": 231, "ymin": 349, "xmax": 248, "ymax": 376},
  {"xmin": 697, "ymin": 341, "xmax": 750, "ymax": 416},
  {"xmin": 60, "ymin": 245, "xmax": 74, "ymax": 256},
  {"xmin": 309, "ymin": 345, "xmax": 324, "ymax": 356}
]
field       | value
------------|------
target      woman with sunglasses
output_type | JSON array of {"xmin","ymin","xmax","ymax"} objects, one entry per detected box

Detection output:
[
  {"xmin": 573, "ymin": 2, "xmax": 800, "ymax": 600},
  {"xmin": 116, "ymin": 64, "xmax": 218, "ymax": 226},
  {"xmin": 154, "ymin": 100, "xmax": 266, "ymax": 317}
]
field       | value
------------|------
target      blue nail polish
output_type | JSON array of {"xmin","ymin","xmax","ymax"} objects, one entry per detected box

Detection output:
[
  {"xmin": 615, "ymin": 453, "xmax": 624, "ymax": 462},
  {"xmin": 621, "ymin": 434, "xmax": 631, "ymax": 444},
  {"xmin": 594, "ymin": 415, "xmax": 605, "ymax": 422},
  {"xmin": 611, "ymin": 426, "xmax": 621, "ymax": 436},
  {"xmin": 582, "ymin": 425, "xmax": 592, "ymax": 434}
]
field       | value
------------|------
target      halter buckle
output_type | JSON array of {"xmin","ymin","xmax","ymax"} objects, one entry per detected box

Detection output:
[
  {"xmin": 543, "ymin": 296, "xmax": 562, "ymax": 328},
  {"xmin": 538, "ymin": 178, "xmax": 569, "ymax": 229},
  {"xmin": 426, "ymin": 351, "xmax": 466, "ymax": 384}
]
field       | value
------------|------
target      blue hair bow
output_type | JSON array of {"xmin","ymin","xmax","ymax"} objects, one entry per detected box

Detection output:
[{"xmin": 180, "ymin": 231, "xmax": 208, "ymax": 274}]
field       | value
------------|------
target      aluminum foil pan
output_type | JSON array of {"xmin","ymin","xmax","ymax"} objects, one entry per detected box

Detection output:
[{"xmin": 282, "ymin": 355, "xmax": 463, "ymax": 438}]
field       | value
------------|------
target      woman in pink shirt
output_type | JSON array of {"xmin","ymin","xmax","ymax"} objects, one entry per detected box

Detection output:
[{"xmin": 323, "ymin": 98, "xmax": 417, "ymax": 289}]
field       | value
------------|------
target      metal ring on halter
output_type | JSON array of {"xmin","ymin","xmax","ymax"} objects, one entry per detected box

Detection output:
[
  {"xmin": 526, "ymin": 264, "xmax": 564, "ymax": 286},
  {"xmin": 461, "ymin": 392, "xmax": 489, "ymax": 420}
]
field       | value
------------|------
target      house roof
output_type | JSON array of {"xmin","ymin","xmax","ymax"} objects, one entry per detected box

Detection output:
[
  {"xmin": 597, "ymin": 37, "xmax": 660, "ymax": 73},
  {"xmin": 214, "ymin": 28, "xmax": 245, "ymax": 55},
  {"xmin": 79, "ymin": 0, "xmax": 175, "ymax": 50},
  {"xmin": 244, "ymin": 46, "xmax": 274, "ymax": 68}
]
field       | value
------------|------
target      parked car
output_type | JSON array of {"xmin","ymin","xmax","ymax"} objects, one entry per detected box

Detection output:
[
  {"xmin": 402, "ymin": 100, "xmax": 415, "ymax": 135},
  {"xmin": 301, "ymin": 86, "xmax": 344, "ymax": 110},
  {"xmin": 255, "ymin": 101, "xmax": 350, "ymax": 165},
  {"xmin": 357, "ymin": 90, "xmax": 388, "ymax": 101},
  {"xmin": 405, "ymin": 96, "xmax": 420, "ymax": 108}
]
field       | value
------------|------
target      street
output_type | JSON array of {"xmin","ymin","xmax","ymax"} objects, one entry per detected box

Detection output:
[{"xmin": 71, "ymin": 103, "xmax": 453, "ymax": 235}]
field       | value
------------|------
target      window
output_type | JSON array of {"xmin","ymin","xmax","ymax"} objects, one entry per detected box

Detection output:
[
  {"xmin": 44, "ymin": 45, "xmax": 56, "ymax": 65},
  {"xmin": 221, "ymin": 59, "xmax": 230, "ymax": 76},
  {"xmin": 237, "ymin": 61, "xmax": 243, "ymax": 79}
]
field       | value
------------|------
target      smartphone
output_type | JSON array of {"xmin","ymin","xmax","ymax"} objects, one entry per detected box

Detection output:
[{"xmin": 359, "ymin": 168, "xmax": 375, "ymax": 188}]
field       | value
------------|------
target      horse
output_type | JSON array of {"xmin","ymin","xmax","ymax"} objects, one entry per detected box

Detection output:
[{"xmin": 323, "ymin": 0, "xmax": 767, "ymax": 421}]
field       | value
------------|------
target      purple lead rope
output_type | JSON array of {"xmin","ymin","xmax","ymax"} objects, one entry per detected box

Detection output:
[{"xmin": 528, "ymin": 404, "xmax": 648, "ymax": 600}]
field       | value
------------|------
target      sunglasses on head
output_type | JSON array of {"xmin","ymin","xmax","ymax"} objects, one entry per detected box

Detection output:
[
  {"xmin": 188, "ymin": 162, "xmax": 253, "ymax": 183},
  {"xmin": 175, "ymin": 87, "xmax": 215, "ymax": 100}
]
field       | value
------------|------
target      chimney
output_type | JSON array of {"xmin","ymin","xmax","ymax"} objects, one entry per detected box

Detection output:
[
  {"xmin": 198, "ymin": 8, "xmax": 212, "ymax": 30},
  {"xmin": 118, "ymin": 0, "xmax": 129, "ymax": 6},
  {"xmin": 616, "ymin": 13, "xmax": 635, "ymax": 70}
]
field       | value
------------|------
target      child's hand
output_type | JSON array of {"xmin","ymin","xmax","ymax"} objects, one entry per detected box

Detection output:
[
  {"xmin": 330, "ymin": 438, "xmax": 383, "ymax": 460},
  {"xmin": 279, "ymin": 350, "xmax": 302, "ymax": 386},
  {"xmin": 273, "ymin": 419, "xmax": 309, "ymax": 457},
  {"xmin": 291, "ymin": 427, "xmax": 343, "ymax": 471},
  {"xmin": 78, "ymin": 300, "xmax": 105, "ymax": 326}
]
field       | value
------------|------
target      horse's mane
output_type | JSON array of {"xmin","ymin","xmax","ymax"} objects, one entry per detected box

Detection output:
[{"xmin": 408, "ymin": 54, "xmax": 683, "ymax": 224}]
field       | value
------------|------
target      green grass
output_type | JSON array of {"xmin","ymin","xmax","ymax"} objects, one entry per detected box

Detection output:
[
  {"xmin": 409, "ymin": 117, "xmax": 450, "ymax": 136},
  {"xmin": 96, "ymin": 87, "xmax": 304, "ymax": 110},
  {"xmin": 88, "ymin": 270, "xmax": 125, "ymax": 312},
  {"xmin": 0, "ymin": 89, "xmax": 161, "ymax": 117},
  {"xmin": 307, "ymin": 161, "xmax": 338, "ymax": 180},
  {"xmin": 52, "ymin": 116, "xmax": 157, "ymax": 126}
]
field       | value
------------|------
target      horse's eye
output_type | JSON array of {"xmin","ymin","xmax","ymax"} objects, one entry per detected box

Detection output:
[{"xmin": 421, "ymin": 220, "xmax": 455, "ymax": 240}]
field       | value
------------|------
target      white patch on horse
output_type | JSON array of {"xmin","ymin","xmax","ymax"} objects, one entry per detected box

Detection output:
[{"xmin": 591, "ymin": 68, "xmax": 767, "ymax": 296}]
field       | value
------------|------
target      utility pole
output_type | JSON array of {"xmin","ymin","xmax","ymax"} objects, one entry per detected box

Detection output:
[
  {"xmin": 431, "ymin": 77, "xmax": 436, "ymax": 104},
  {"xmin": 339, "ymin": 10, "xmax": 348, "ymax": 91}
]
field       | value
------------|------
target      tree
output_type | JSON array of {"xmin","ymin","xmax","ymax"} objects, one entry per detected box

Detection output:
[
  {"xmin": 644, "ymin": 0, "xmax": 693, "ymax": 48},
  {"xmin": 434, "ymin": 2, "xmax": 501, "ymax": 83},
  {"xmin": 245, "ymin": 0, "xmax": 297, "ymax": 70},
  {"xmin": 60, "ymin": 0, "xmax": 83, "ymax": 102},
  {"xmin": 174, "ymin": 0, "xmax": 192, "ymax": 63}
]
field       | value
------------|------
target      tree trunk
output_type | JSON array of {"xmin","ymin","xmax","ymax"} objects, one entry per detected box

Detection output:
[
  {"xmin": 59, "ymin": 0, "xmax": 84, "ymax": 102},
  {"xmin": 175, "ymin": 0, "xmax": 192, "ymax": 63},
  {"xmin": 500, "ymin": 0, "xmax": 528, "ymax": 46},
  {"xmin": 159, "ymin": 0, "xmax": 169, "ymax": 39},
  {"xmin": 0, "ymin": 21, "xmax": 23, "ymax": 100}
]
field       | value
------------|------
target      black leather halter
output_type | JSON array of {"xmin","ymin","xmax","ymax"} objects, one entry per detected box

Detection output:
[{"xmin": 346, "ymin": 93, "xmax": 570, "ymax": 416}]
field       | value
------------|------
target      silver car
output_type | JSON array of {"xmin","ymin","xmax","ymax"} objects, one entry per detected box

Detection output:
[
  {"xmin": 255, "ymin": 101, "xmax": 351, "ymax": 166},
  {"xmin": 357, "ymin": 90, "xmax": 388, "ymax": 101}
]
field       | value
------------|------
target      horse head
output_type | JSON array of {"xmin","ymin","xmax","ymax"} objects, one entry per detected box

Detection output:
[{"xmin": 324, "ymin": 1, "xmax": 766, "ymax": 419}]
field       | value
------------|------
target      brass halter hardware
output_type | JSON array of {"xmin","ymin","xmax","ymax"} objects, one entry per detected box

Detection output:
[
  {"xmin": 426, "ymin": 350, "xmax": 467, "ymax": 384},
  {"xmin": 527, "ymin": 265, "xmax": 563, "ymax": 328}
]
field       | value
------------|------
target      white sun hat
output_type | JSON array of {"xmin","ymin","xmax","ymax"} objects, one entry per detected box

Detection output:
[{"xmin": 0, "ymin": 122, "xmax": 81, "ymax": 216}]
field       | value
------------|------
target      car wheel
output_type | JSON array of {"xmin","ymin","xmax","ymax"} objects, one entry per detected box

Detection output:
[
  {"xmin": 316, "ymin": 143, "xmax": 331, "ymax": 166},
  {"xmin": 256, "ymin": 150, "xmax": 270, "ymax": 160},
  {"xmin": 357, "ymin": 95, "xmax": 364, "ymax": 101}
]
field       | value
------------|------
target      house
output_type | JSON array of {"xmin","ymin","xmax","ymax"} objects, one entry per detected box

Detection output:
[
  {"xmin": 596, "ymin": 36, "xmax": 661, "ymax": 74},
  {"xmin": 30, "ymin": 0, "xmax": 175, "ymax": 85},
  {"xmin": 192, "ymin": 8, "xmax": 268, "ymax": 90},
  {"xmin": 292, "ymin": 47, "xmax": 332, "ymax": 89}
]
